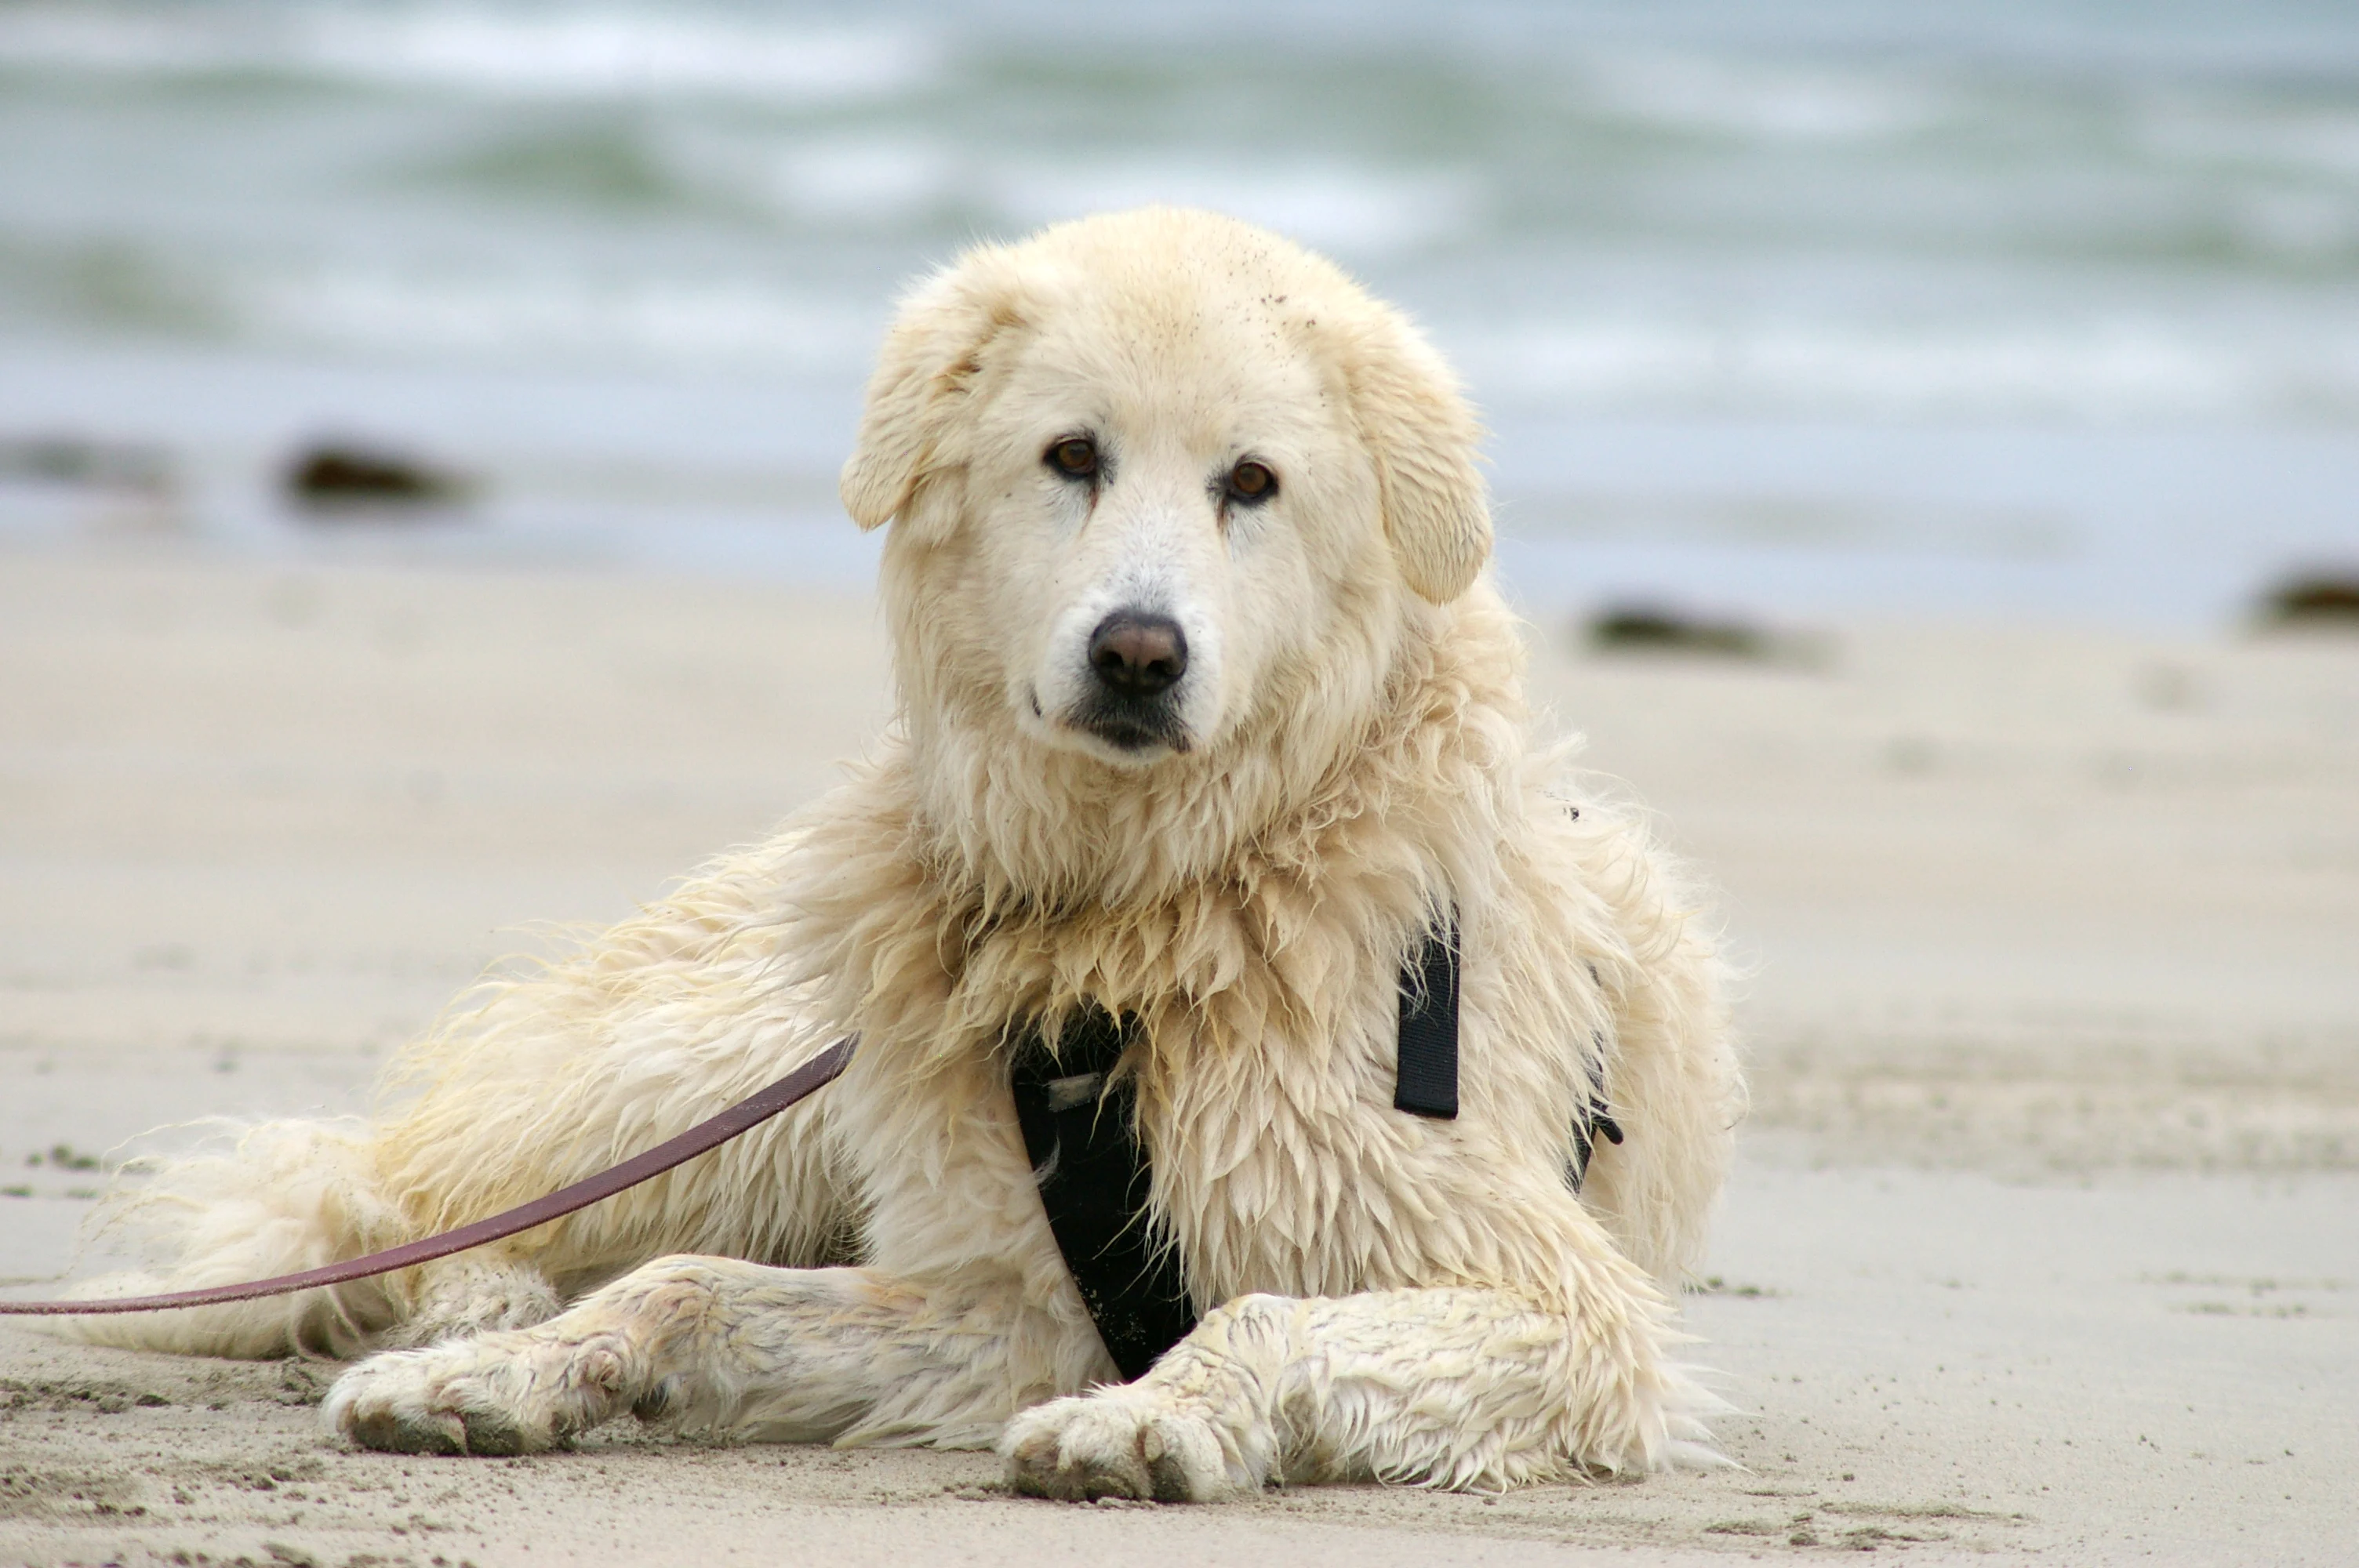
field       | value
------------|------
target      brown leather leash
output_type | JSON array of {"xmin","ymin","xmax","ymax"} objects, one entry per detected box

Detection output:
[{"xmin": 0, "ymin": 1036, "xmax": 855, "ymax": 1317}]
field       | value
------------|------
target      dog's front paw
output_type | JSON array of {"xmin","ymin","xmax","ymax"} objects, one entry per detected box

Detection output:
[
  {"xmin": 1001, "ymin": 1388, "xmax": 1241, "ymax": 1503},
  {"xmin": 322, "ymin": 1332, "xmax": 631, "ymax": 1457}
]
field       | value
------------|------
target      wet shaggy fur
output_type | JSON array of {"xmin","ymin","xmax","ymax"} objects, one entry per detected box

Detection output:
[{"xmin": 64, "ymin": 209, "xmax": 1744, "ymax": 1497}]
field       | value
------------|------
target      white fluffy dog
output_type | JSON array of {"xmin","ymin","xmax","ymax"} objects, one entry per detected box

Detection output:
[{"xmin": 76, "ymin": 208, "xmax": 1743, "ymax": 1499}]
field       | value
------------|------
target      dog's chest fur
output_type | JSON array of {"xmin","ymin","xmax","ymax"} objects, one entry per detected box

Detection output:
[
  {"xmin": 785, "ymin": 601, "xmax": 1630, "ymax": 1313},
  {"xmin": 828, "ymin": 873, "xmax": 1612, "ymax": 1314}
]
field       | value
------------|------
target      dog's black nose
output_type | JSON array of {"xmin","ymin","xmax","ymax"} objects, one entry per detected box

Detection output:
[{"xmin": 1088, "ymin": 612, "xmax": 1188, "ymax": 699}]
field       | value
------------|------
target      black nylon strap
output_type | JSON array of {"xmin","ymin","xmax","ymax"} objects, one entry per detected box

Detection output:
[
  {"xmin": 1009, "ymin": 1007, "xmax": 1198, "ymax": 1381},
  {"xmin": 1392, "ymin": 920, "xmax": 1622, "ymax": 1186},
  {"xmin": 1394, "ymin": 917, "xmax": 1461, "ymax": 1120},
  {"xmin": 1568, "ymin": 1097, "xmax": 1625, "ymax": 1192},
  {"xmin": 1008, "ymin": 921, "xmax": 1631, "ymax": 1380},
  {"xmin": 1012, "ymin": 922, "xmax": 1467, "ymax": 1380}
]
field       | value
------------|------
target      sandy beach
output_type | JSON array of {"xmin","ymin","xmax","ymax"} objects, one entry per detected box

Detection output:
[{"xmin": 3, "ymin": 549, "xmax": 2355, "ymax": 1566}]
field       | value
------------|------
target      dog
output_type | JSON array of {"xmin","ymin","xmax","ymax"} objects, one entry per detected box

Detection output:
[{"xmin": 73, "ymin": 207, "xmax": 1743, "ymax": 1499}]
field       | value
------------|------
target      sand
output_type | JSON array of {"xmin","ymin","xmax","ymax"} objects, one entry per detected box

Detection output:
[{"xmin": 3, "ymin": 549, "xmax": 2355, "ymax": 1566}]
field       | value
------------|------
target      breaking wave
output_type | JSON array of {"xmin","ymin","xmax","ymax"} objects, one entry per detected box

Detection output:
[{"xmin": 0, "ymin": 3, "xmax": 938, "ymax": 102}]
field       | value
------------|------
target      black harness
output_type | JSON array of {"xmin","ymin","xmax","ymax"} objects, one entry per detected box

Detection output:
[{"xmin": 1006, "ymin": 921, "xmax": 1622, "ymax": 1381}]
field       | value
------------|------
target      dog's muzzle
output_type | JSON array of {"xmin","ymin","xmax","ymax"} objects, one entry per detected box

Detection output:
[{"xmin": 1070, "ymin": 609, "xmax": 1192, "ymax": 753}]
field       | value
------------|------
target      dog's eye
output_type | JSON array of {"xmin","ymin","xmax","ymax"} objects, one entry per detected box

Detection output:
[
  {"xmin": 1225, "ymin": 459, "xmax": 1277, "ymax": 506},
  {"xmin": 1045, "ymin": 437, "xmax": 1100, "ymax": 481}
]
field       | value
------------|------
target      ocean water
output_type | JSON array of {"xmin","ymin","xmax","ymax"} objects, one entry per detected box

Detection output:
[{"xmin": 2, "ymin": 0, "xmax": 2357, "ymax": 626}]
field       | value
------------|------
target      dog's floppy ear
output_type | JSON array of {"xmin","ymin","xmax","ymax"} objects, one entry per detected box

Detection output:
[
  {"xmin": 1342, "ymin": 311, "xmax": 1492, "ymax": 604},
  {"xmin": 840, "ymin": 249, "xmax": 1030, "ymax": 532}
]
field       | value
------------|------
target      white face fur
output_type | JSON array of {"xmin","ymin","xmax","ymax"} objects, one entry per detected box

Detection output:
[
  {"xmin": 912, "ymin": 285, "xmax": 1401, "ymax": 771},
  {"xmin": 846, "ymin": 212, "xmax": 1492, "ymax": 808}
]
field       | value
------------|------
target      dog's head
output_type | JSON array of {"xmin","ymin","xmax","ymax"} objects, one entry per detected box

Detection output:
[{"xmin": 843, "ymin": 209, "xmax": 1491, "ymax": 781}]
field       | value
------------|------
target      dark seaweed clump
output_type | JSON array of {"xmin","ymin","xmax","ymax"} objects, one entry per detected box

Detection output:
[
  {"xmin": 2256, "ymin": 572, "xmax": 2359, "ymax": 629},
  {"xmin": 284, "ymin": 441, "xmax": 471, "ymax": 515}
]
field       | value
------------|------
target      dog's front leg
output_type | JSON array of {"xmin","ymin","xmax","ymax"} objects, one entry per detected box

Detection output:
[
  {"xmin": 373, "ymin": 1250, "xmax": 565, "ymax": 1348},
  {"xmin": 1003, "ymin": 1286, "xmax": 1717, "ymax": 1501},
  {"xmin": 324, "ymin": 1255, "xmax": 1064, "ymax": 1457}
]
